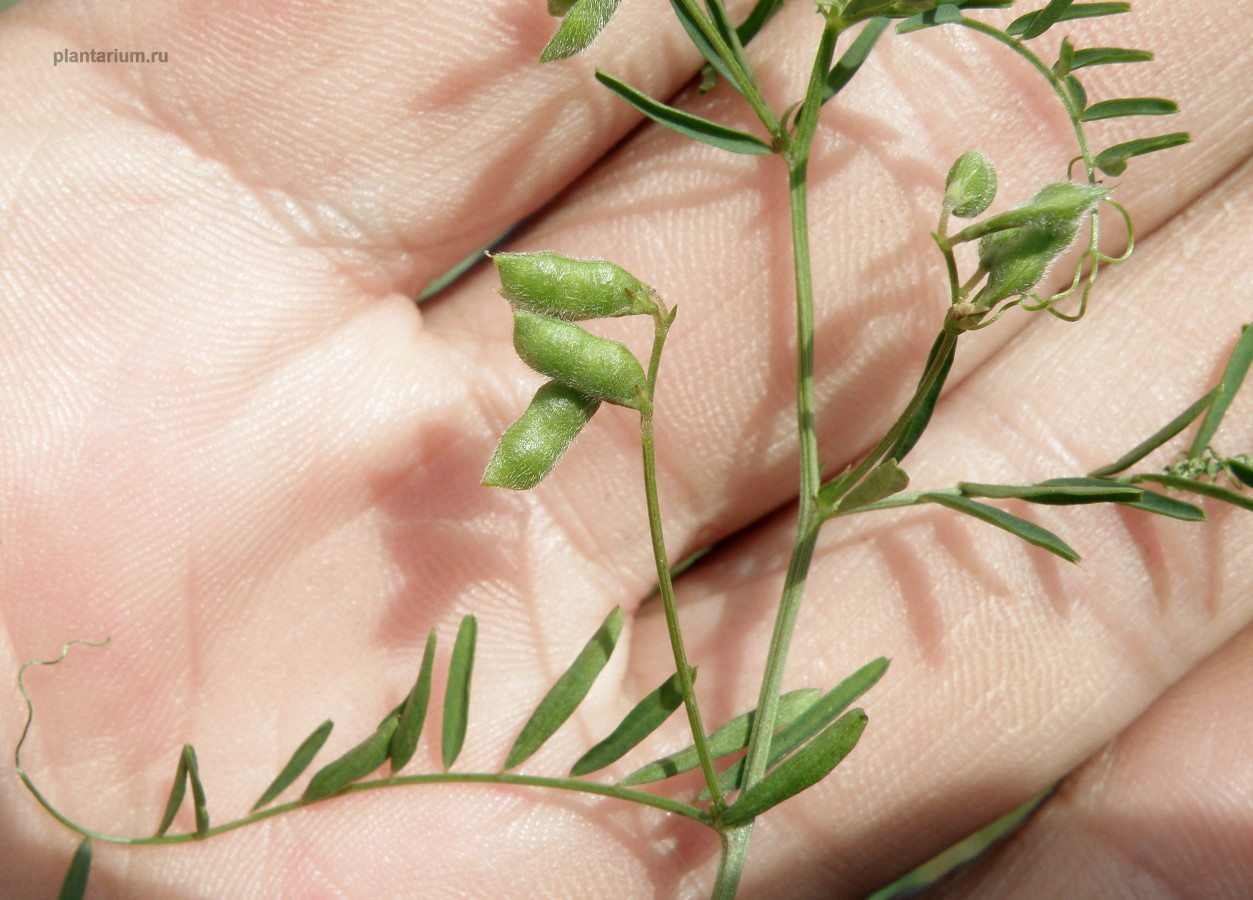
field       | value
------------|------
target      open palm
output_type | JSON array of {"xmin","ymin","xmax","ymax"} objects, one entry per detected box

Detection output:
[{"xmin": 2, "ymin": 1, "xmax": 1251, "ymax": 897}]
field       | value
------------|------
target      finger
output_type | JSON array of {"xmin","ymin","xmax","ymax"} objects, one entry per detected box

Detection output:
[
  {"xmin": 435, "ymin": 1, "xmax": 1253, "ymax": 610},
  {"xmin": 625, "ymin": 142, "xmax": 1253, "ymax": 896},
  {"xmin": 8, "ymin": 0, "xmax": 715, "ymax": 289},
  {"xmin": 920, "ymin": 622, "xmax": 1253, "ymax": 899}
]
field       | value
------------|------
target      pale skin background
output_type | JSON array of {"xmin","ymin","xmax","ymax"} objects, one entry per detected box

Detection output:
[{"xmin": 1, "ymin": 0, "xmax": 1251, "ymax": 897}]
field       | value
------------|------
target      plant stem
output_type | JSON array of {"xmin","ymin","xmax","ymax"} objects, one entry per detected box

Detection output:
[
  {"xmin": 24, "ymin": 771, "xmax": 711, "ymax": 847},
  {"xmin": 737, "ymin": 16, "xmax": 841, "ymax": 801},
  {"xmin": 640, "ymin": 305, "xmax": 726, "ymax": 811},
  {"xmin": 712, "ymin": 823, "xmax": 754, "ymax": 899}
]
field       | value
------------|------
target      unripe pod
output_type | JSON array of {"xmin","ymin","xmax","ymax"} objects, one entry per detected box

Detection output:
[
  {"xmin": 483, "ymin": 382, "xmax": 600, "ymax": 490},
  {"xmin": 494, "ymin": 252, "xmax": 657, "ymax": 320},
  {"xmin": 943, "ymin": 151, "xmax": 997, "ymax": 218},
  {"xmin": 974, "ymin": 181, "xmax": 1108, "ymax": 304},
  {"xmin": 512, "ymin": 310, "xmax": 648, "ymax": 410}
]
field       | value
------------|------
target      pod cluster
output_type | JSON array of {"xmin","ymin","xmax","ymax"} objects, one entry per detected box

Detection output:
[
  {"xmin": 483, "ymin": 252, "xmax": 659, "ymax": 490},
  {"xmin": 941, "ymin": 152, "xmax": 1109, "ymax": 331}
]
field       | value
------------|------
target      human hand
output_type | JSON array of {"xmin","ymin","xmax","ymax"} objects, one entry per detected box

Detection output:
[{"xmin": 2, "ymin": 1, "xmax": 1250, "ymax": 897}]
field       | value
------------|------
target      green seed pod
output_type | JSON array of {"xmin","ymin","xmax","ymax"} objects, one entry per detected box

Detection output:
[
  {"xmin": 494, "ymin": 252, "xmax": 657, "ymax": 320},
  {"xmin": 943, "ymin": 151, "xmax": 997, "ymax": 218},
  {"xmin": 482, "ymin": 382, "xmax": 600, "ymax": 490},
  {"xmin": 512, "ymin": 310, "xmax": 648, "ymax": 410},
  {"xmin": 974, "ymin": 181, "xmax": 1108, "ymax": 304}
]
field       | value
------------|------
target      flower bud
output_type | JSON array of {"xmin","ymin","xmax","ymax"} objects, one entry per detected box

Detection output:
[
  {"xmin": 943, "ymin": 151, "xmax": 997, "ymax": 218},
  {"xmin": 494, "ymin": 252, "xmax": 657, "ymax": 320},
  {"xmin": 512, "ymin": 310, "xmax": 648, "ymax": 410},
  {"xmin": 483, "ymin": 382, "xmax": 600, "ymax": 490}
]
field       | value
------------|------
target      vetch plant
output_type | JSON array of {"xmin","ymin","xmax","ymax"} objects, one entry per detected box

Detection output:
[{"xmin": 10, "ymin": 2, "xmax": 1252, "ymax": 898}]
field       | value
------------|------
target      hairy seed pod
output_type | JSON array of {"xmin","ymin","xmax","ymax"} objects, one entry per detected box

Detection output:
[
  {"xmin": 494, "ymin": 252, "xmax": 657, "ymax": 320},
  {"xmin": 483, "ymin": 382, "xmax": 600, "ymax": 490},
  {"xmin": 974, "ymin": 182, "xmax": 1108, "ymax": 304},
  {"xmin": 512, "ymin": 310, "xmax": 648, "ymax": 410},
  {"xmin": 943, "ymin": 151, "xmax": 997, "ymax": 218}
]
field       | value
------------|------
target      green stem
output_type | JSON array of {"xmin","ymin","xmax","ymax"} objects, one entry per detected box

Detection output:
[
  {"xmin": 738, "ymin": 13, "xmax": 842, "ymax": 811},
  {"xmin": 19, "ymin": 770, "xmax": 710, "ymax": 847},
  {"xmin": 712, "ymin": 823, "xmax": 754, "ymax": 899},
  {"xmin": 640, "ymin": 304, "xmax": 726, "ymax": 811}
]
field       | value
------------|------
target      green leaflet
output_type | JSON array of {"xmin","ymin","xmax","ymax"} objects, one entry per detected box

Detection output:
[
  {"xmin": 443, "ymin": 616, "xmax": 477, "ymax": 769},
  {"xmin": 1137, "ymin": 474, "xmax": 1253, "ymax": 513},
  {"xmin": 1229, "ymin": 458, "xmax": 1253, "ymax": 489},
  {"xmin": 957, "ymin": 480, "xmax": 1142, "ymax": 505},
  {"xmin": 1007, "ymin": 2, "xmax": 1129, "ymax": 37},
  {"xmin": 921, "ymin": 493, "xmax": 1080, "ymax": 563},
  {"xmin": 826, "ymin": 460, "xmax": 909, "ymax": 516},
  {"xmin": 303, "ymin": 715, "xmax": 399, "ymax": 802},
  {"xmin": 390, "ymin": 630, "xmax": 438, "ymax": 774},
  {"xmin": 704, "ymin": 657, "xmax": 888, "ymax": 799},
  {"xmin": 669, "ymin": 0, "xmax": 738, "ymax": 91},
  {"xmin": 721, "ymin": 709, "xmax": 868, "ymax": 826},
  {"xmin": 620, "ymin": 688, "xmax": 821, "ymax": 786},
  {"xmin": 1190, "ymin": 323, "xmax": 1253, "ymax": 457},
  {"xmin": 540, "ymin": 0, "xmax": 624, "ymax": 63},
  {"xmin": 1070, "ymin": 46, "xmax": 1153, "ymax": 69},
  {"xmin": 1094, "ymin": 132, "xmax": 1190, "ymax": 176},
  {"xmin": 505, "ymin": 607, "xmax": 625, "ymax": 770},
  {"xmin": 1079, "ymin": 97, "xmax": 1177, "ymax": 122},
  {"xmin": 155, "ymin": 748, "xmax": 189, "ymax": 838},
  {"xmin": 1089, "ymin": 386, "xmax": 1220, "ymax": 476},
  {"xmin": 252, "ymin": 719, "xmax": 334, "ymax": 810},
  {"xmin": 1018, "ymin": 0, "xmax": 1075, "ymax": 40},
  {"xmin": 736, "ymin": 0, "xmax": 786, "ymax": 46},
  {"xmin": 594, "ymin": 70, "xmax": 774, "ymax": 155},
  {"xmin": 155, "ymin": 745, "xmax": 207, "ymax": 837},
  {"xmin": 57, "ymin": 838, "xmax": 92, "ymax": 900},
  {"xmin": 824, "ymin": 17, "xmax": 891, "ymax": 102},
  {"xmin": 896, "ymin": 3, "xmax": 963, "ymax": 34},
  {"xmin": 1039, "ymin": 477, "xmax": 1205, "ymax": 522},
  {"xmin": 570, "ymin": 666, "xmax": 693, "ymax": 776},
  {"xmin": 888, "ymin": 332, "xmax": 956, "ymax": 464}
]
